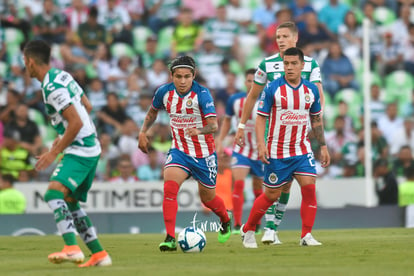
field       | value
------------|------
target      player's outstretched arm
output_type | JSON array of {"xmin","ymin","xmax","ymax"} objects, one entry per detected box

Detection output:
[
  {"xmin": 310, "ymin": 113, "xmax": 330, "ymax": 168},
  {"xmin": 81, "ymin": 94, "xmax": 93, "ymax": 114},
  {"xmin": 256, "ymin": 114, "xmax": 269, "ymax": 164},
  {"xmin": 138, "ymin": 107, "xmax": 158, "ymax": 153},
  {"xmin": 234, "ymin": 83, "xmax": 264, "ymax": 146}
]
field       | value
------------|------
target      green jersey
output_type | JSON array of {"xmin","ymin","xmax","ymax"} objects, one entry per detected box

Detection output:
[
  {"xmin": 41, "ymin": 68, "xmax": 101, "ymax": 158},
  {"xmin": 254, "ymin": 53, "xmax": 322, "ymax": 85}
]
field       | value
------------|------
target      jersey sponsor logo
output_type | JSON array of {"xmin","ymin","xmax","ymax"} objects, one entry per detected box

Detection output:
[
  {"xmin": 170, "ymin": 116, "xmax": 198, "ymax": 129},
  {"xmin": 206, "ymin": 101, "xmax": 214, "ymax": 109},
  {"xmin": 46, "ymin": 83, "xmax": 56, "ymax": 91},
  {"xmin": 280, "ymin": 111, "xmax": 308, "ymax": 125},
  {"xmin": 265, "ymin": 62, "xmax": 283, "ymax": 73},
  {"xmin": 269, "ymin": 173, "xmax": 278, "ymax": 184}
]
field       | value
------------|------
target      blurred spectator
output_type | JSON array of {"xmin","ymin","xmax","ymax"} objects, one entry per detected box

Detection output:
[
  {"xmin": 117, "ymin": 118, "xmax": 139, "ymax": 156},
  {"xmin": 390, "ymin": 4, "xmax": 412, "ymax": 46},
  {"xmin": 225, "ymin": 0, "xmax": 252, "ymax": 33},
  {"xmin": 64, "ymin": 0, "xmax": 88, "ymax": 32},
  {"xmin": 362, "ymin": 1, "xmax": 384, "ymax": 65},
  {"xmin": 403, "ymin": 90, "xmax": 414, "ymax": 118},
  {"xmin": 203, "ymin": 5, "xmax": 240, "ymax": 59},
  {"xmin": 195, "ymin": 36, "xmax": 226, "ymax": 91},
  {"xmin": 59, "ymin": 31, "xmax": 90, "ymax": 68},
  {"xmin": 399, "ymin": 162, "xmax": 414, "ymax": 207},
  {"xmin": 215, "ymin": 72, "xmax": 240, "ymax": 107},
  {"xmin": 107, "ymin": 55, "xmax": 133, "ymax": 93},
  {"xmin": 0, "ymin": 174, "xmax": 26, "ymax": 214},
  {"xmin": 23, "ymin": 0, "xmax": 43, "ymax": 19},
  {"xmin": 403, "ymin": 23, "xmax": 414, "ymax": 75},
  {"xmin": 77, "ymin": 6, "xmax": 107, "ymax": 58},
  {"xmin": 360, "ymin": 84, "xmax": 386, "ymax": 124},
  {"xmin": 375, "ymin": 31, "xmax": 404, "ymax": 77},
  {"xmin": 0, "ymin": 22, "xmax": 6, "ymax": 62},
  {"xmin": 151, "ymin": 123, "xmax": 172, "ymax": 154},
  {"xmin": 326, "ymin": 115, "xmax": 357, "ymax": 166},
  {"xmin": 17, "ymin": 72, "xmax": 43, "ymax": 115},
  {"xmin": 0, "ymin": 127, "xmax": 34, "ymax": 181},
  {"xmin": 96, "ymin": 92, "xmax": 129, "ymax": 136},
  {"xmin": 96, "ymin": 132, "xmax": 120, "ymax": 181},
  {"xmin": 337, "ymin": 10, "xmax": 362, "ymax": 64},
  {"xmin": 6, "ymin": 104, "xmax": 42, "ymax": 156},
  {"xmin": 374, "ymin": 158, "xmax": 398, "ymax": 205},
  {"xmin": 139, "ymin": 35, "xmax": 163, "ymax": 69},
  {"xmin": 98, "ymin": 0, "xmax": 133, "ymax": 45},
  {"xmin": 183, "ymin": 0, "xmax": 216, "ymax": 24},
  {"xmin": 86, "ymin": 78, "xmax": 107, "ymax": 121},
  {"xmin": 137, "ymin": 146, "xmax": 162, "ymax": 181},
  {"xmin": 298, "ymin": 12, "xmax": 333, "ymax": 59},
  {"xmin": 289, "ymin": 0, "xmax": 315, "ymax": 31},
  {"xmin": 370, "ymin": 121, "xmax": 389, "ymax": 160},
  {"xmin": 390, "ymin": 117, "xmax": 414, "ymax": 157},
  {"xmin": 32, "ymin": 0, "xmax": 66, "ymax": 44},
  {"xmin": 318, "ymin": 0, "xmax": 350, "ymax": 35},
  {"xmin": 261, "ymin": 8, "xmax": 293, "ymax": 56},
  {"xmin": 252, "ymin": 0, "xmax": 280, "ymax": 32},
  {"xmin": 146, "ymin": 59, "xmax": 169, "ymax": 93},
  {"xmin": 0, "ymin": 89, "xmax": 21, "ymax": 124},
  {"xmin": 146, "ymin": 0, "xmax": 180, "ymax": 34},
  {"xmin": 321, "ymin": 41, "xmax": 359, "ymax": 98},
  {"xmin": 392, "ymin": 145, "xmax": 414, "ymax": 177},
  {"xmin": 377, "ymin": 102, "xmax": 404, "ymax": 145},
  {"xmin": 131, "ymin": 90, "xmax": 153, "ymax": 128},
  {"xmin": 119, "ymin": 0, "xmax": 145, "ymax": 27},
  {"xmin": 0, "ymin": 2, "xmax": 31, "ymax": 42},
  {"xmin": 91, "ymin": 43, "xmax": 112, "ymax": 84},
  {"xmin": 110, "ymin": 154, "xmax": 139, "ymax": 183},
  {"xmin": 337, "ymin": 100, "xmax": 355, "ymax": 133},
  {"xmin": 171, "ymin": 7, "xmax": 202, "ymax": 58}
]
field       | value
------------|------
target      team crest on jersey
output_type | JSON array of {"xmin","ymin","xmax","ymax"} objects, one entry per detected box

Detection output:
[
  {"xmin": 186, "ymin": 98, "xmax": 193, "ymax": 108},
  {"xmin": 268, "ymin": 173, "xmax": 278, "ymax": 184},
  {"xmin": 166, "ymin": 154, "xmax": 172, "ymax": 164},
  {"xmin": 304, "ymin": 94, "xmax": 311, "ymax": 103}
]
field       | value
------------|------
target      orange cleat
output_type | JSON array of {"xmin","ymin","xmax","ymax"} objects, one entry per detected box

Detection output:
[
  {"xmin": 48, "ymin": 245, "xmax": 85, "ymax": 264},
  {"xmin": 78, "ymin": 250, "xmax": 112, "ymax": 267}
]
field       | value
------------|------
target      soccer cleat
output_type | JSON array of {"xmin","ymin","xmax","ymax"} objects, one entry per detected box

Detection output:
[
  {"xmin": 261, "ymin": 228, "xmax": 275, "ymax": 244},
  {"xmin": 232, "ymin": 225, "xmax": 241, "ymax": 235},
  {"xmin": 240, "ymin": 224, "xmax": 258, "ymax": 248},
  {"xmin": 273, "ymin": 231, "xmax": 282, "ymax": 245},
  {"xmin": 48, "ymin": 245, "xmax": 85, "ymax": 264},
  {"xmin": 218, "ymin": 211, "xmax": 232, "ymax": 243},
  {"xmin": 159, "ymin": 235, "xmax": 177, "ymax": 251},
  {"xmin": 78, "ymin": 250, "xmax": 112, "ymax": 267},
  {"xmin": 300, "ymin": 233, "xmax": 322, "ymax": 246}
]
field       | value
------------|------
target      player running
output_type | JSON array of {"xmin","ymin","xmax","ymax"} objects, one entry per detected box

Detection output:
[
  {"xmin": 216, "ymin": 68, "xmax": 263, "ymax": 234},
  {"xmin": 240, "ymin": 47, "xmax": 330, "ymax": 248},
  {"xmin": 235, "ymin": 21, "xmax": 325, "ymax": 245},
  {"xmin": 138, "ymin": 56, "xmax": 232, "ymax": 251},
  {"xmin": 23, "ymin": 40, "xmax": 112, "ymax": 267}
]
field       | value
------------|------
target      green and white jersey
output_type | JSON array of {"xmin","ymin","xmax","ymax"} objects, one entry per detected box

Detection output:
[
  {"xmin": 254, "ymin": 53, "xmax": 322, "ymax": 85},
  {"xmin": 42, "ymin": 68, "xmax": 101, "ymax": 158}
]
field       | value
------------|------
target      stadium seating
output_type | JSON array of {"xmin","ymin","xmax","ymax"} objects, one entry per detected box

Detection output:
[
  {"xmin": 4, "ymin": 28, "xmax": 24, "ymax": 63},
  {"xmin": 384, "ymin": 70, "xmax": 414, "ymax": 114},
  {"xmin": 373, "ymin": 6, "xmax": 396, "ymax": 26},
  {"xmin": 110, "ymin": 42, "xmax": 136, "ymax": 59},
  {"xmin": 132, "ymin": 26, "xmax": 152, "ymax": 54},
  {"xmin": 334, "ymin": 88, "xmax": 362, "ymax": 129},
  {"xmin": 156, "ymin": 26, "xmax": 174, "ymax": 58}
]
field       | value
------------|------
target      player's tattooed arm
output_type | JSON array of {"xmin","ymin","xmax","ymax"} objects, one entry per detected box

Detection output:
[
  {"xmin": 310, "ymin": 114, "xmax": 326, "ymax": 146},
  {"xmin": 140, "ymin": 107, "xmax": 158, "ymax": 134},
  {"xmin": 198, "ymin": 116, "xmax": 218, "ymax": 134}
]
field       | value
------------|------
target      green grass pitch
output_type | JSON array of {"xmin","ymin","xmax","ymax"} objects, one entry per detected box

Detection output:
[{"xmin": 0, "ymin": 228, "xmax": 413, "ymax": 276}]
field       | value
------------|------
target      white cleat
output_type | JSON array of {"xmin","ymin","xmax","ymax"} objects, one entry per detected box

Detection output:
[
  {"xmin": 261, "ymin": 228, "xmax": 275, "ymax": 244},
  {"xmin": 241, "ymin": 224, "xmax": 258, "ymax": 248},
  {"xmin": 300, "ymin": 233, "xmax": 322, "ymax": 246},
  {"xmin": 272, "ymin": 231, "xmax": 282, "ymax": 245}
]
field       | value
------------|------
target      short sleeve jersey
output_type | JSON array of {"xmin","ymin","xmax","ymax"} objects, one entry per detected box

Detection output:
[
  {"xmin": 257, "ymin": 77, "xmax": 321, "ymax": 159},
  {"xmin": 225, "ymin": 92, "xmax": 259, "ymax": 160},
  {"xmin": 151, "ymin": 81, "xmax": 216, "ymax": 158},
  {"xmin": 254, "ymin": 53, "xmax": 322, "ymax": 85},
  {"xmin": 41, "ymin": 68, "xmax": 101, "ymax": 157}
]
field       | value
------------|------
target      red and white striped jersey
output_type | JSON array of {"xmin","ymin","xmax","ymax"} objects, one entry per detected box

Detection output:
[
  {"xmin": 257, "ymin": 77, "xmax": 322, "ymax": 159},
  {"xmin": 225, "ymin": 92, "xmax": 259, "ymax": 160},
  {"xmin": 151, "ymin": 81, "xmax": 216, "ymax": 158}
]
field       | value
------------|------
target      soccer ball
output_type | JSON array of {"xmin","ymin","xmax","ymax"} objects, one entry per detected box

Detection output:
[{"xmin": 177, "ymin": 227, "xmax": 206, "ymax": 253}]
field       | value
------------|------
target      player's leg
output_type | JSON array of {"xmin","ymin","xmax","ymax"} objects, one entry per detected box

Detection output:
[
  {"xmin": 45, "ymin": 181, "xmax": 84, "ymax": 264},
  {"xmin": 251, "ymin": 176, "xmax": 263, "ymax": 233},
  {"xmin": 268, "ymin": 181, "xmax": 292, "ymax": 244},
  {"xmin": 160, "ymin": 166, "xmax": 187, "ymax": 251},
  {"xmin": 231, "ymin": 167, "xmax": 249, "ymax": 233}
]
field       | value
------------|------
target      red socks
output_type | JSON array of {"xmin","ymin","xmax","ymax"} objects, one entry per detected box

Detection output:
[
  {"xmin": 232, "ymin": 180, "xmax": 244, "ymax": 226},
  {"xmin": 245, "ymin": 193, "xmax": 274, "ymax": 231},
  {"xmin": 163, "ymin": 180, "xmax": 180, "ymax": 237},
  {"xmin": 204, "ymin": 195, "xmax": 230, "ymax": 223},
  {"xmin": 300, "ymin": 184, "xmax": 317, "ymax": 238}
]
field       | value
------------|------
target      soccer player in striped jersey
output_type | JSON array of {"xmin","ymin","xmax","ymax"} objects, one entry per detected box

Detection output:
[
  {"xmin": 216, "ymin": 68, "xmax": 264, "ymax": 234},
  {"xmin": 235, "ymin": 21, "xmax": 326, "ymax": 245},
  {"xmin": 138, "ymin": 56, "xmax": 232, "ymax": 251},
  {"xmin": 240, "ymin": 47, "xmax": 330, "ymax": 248},
  {"xmin": 23, "ymin": 40, "xmax": 111, "ymax": 267}
]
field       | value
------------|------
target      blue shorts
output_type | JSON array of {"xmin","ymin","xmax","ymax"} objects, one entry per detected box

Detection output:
[
  {"xmin": 231, "ymin": 152, "xmax": 264, "ymax": 178},
  {"xmin": 165, "ymin": 148, "xmax": 217, "ymax": 188},
  {"xmin": 263, "ymin": 153, "xmax": 317, "ymax": 188}
]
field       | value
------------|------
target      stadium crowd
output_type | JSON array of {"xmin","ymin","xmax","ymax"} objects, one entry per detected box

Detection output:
[{"xmin": 0, "ymin": 0, "xmax": 413, "ymax": 191}]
